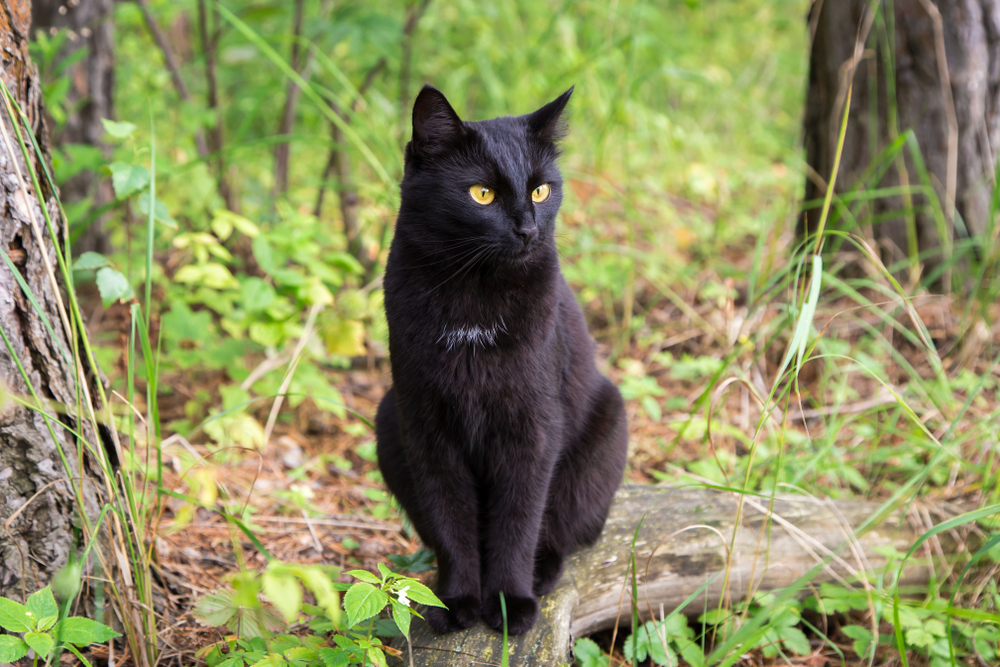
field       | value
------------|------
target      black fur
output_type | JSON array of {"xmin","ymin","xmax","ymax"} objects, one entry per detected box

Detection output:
[{"xmin": 376, "ymin": 85, "xmax": 628, "ymax": 636}]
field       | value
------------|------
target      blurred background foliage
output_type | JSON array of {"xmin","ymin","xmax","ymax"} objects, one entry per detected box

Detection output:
[{"xmin": 40, "ymin": 0, "xmax": 810, "ymax": 445}]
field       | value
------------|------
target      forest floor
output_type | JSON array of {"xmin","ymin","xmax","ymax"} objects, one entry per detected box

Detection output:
[{"xmin": 85, "ymin": 247, "xmax": 999, "ymax": 667}]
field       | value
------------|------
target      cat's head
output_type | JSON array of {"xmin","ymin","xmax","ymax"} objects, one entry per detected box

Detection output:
[{"xmin": 398, "ymin": 85, "xmax": 572, "ymax": 265}]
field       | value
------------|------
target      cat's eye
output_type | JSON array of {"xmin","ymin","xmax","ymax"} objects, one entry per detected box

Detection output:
[
  {"xmin": 469, "ymin": 185, "xmax": 495, "ymax": 205},
  {"xmin": 531, "ymin": 183, "xmax": 550, "ymax": 203}
]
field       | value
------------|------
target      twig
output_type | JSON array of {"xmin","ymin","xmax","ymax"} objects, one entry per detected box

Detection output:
[
  {"xmin": 239, "ymin": 347, "xmax": 295, "ymax": 392},
  {"xmin": 273, "ymin": 0, "xmax": 307, "ymax": 195},
  {"xmin": 262, "ymin": 303, "xmax": 323, "ymax": 446},
  {"xmin": 398, "ymin": 0, "xmax": 433, "ymax": 148},
  {"xmin": 787, "ymin": 386, "xmax": 896, "ymax": 421},
  {"xmin": 250, "ymin": 515, "xmax": 401, "ymax": 531},
  {"xmin": 301, "ymin": 509, "xmax": 324, "ymax": 553},
  {"xmin": 196, "ymin": 0, "xmax": 236, "ymax": 211},
  {"xmin": 134, "ymin": 0, "xmax": 210, "ymax": 159}
]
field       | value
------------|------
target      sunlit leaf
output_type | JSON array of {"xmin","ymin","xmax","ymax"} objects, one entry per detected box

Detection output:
[
  {"xmin": 262, "ymin": 571, "xmax": 301, "ymax": 624},
  {"xmin": 51, "ymin": 617, "xmax": 120, "ymax": 646},
  {"xmin": 0, "ymin": 635, "xmax": 29, "ymax": 662},
  {"xmin": 108, "ymin": 162, "xmax": 150, "ymax": 199},
  {"xmin": 96, "ymin": 266, "xmax": 134, "ymax": 306},
  {"xmin": 101, "ymin": 118, "xmax": 136, "ymax": 139},
  {"xmin": 343, "ymin": 583, "xmax": 388, "ymax": 629}
]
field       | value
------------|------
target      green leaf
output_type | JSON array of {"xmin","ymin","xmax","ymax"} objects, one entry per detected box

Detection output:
[
  {"xmin": 316, "ymin": 647, "xmax": 351, "ymax": 667},
  {"xmin": 101, "ymin": 118, "xmax": 136, "ymax": 139},
  {"xmin": 366, "ymin": 647, "xmax": 388, "ymax": 667},
  {"xmin": 73, "ymin": 251, "xmax": 108, "ymax": 271},
  {"xmin": 347, "ymin": 570, "xmax": 382, "ymax": 586},
  {"xmin": 248, "ymin": 321, "xmax": 284, "ymax": 348},
  {"xmin": 676, "ymin": 635, "xmax": 706, "ymax": 667},
  {"xmin": 138, "ymin": 193, "xmax": 178, "ymax": 229},
  {"xmin": 386, "ymin": 549, "xmax": 435, "ymax": 573},
  {"xmin": 241, "ymin": 278, "xmax": 276, "ymax": 313},
  {"xmin": 0, "ymin": 597, "xmax": 33, "ymax": 632},
  {"xmin": 641, "ymin": 394, "xmax": 662, "ymax": 421},
  {"xmin": 396, "ymin": 580, "xmax": 444, "ymax": 608},
  {"xmin": 906, "ymin": 627, "xmax": 935, "ymax": 648},
  {"xmin": 780, "ymin": 626, "xmax": 811, "ymax": 655},
  {"xmin": 227, "ymin": 605, "xmax": 284, "ymax": 639},
  {"xmin": 389, "ymin": 599, "xmax": 410, "ymax": 639},
  {"xmin": 573, "ymin": 637, "xmax": 604, "ymax": 667},
  {"xmin": 27, "ymin": 587, "xmax": 58, "ymax": 622},
  {"xmin": 325, "ymin": 251, "xmax": 364, "ymax": 275},
  {"xmin": 261, "ymin": 571, "xmax": 301, "ymax": 624},
  {"xmin": 52, "ymin": 617, "xmax": 120, "ymax": 646},
  {"xmin": 252, "ymin": 236, "xmax": 276, "ymax": 274},
  {"xmin": 622, "ymin": 627, "xmax": 649, "ymax": 663},
  {"xmin": 296, "ymin": 567, "xmax": 340, "ymax": 627},
  {"xmin": 924, "ymin": 618, "xmax": 946, "ymax": 637},
  {"xmin": 841, "ymin": 624, "xmax": 873, "ymax": 658},
  {"xmin": 193, "ymin": 589, "xmax": 239, "ymax": 627},
  {"xmin": 174, "ymin": 262, "xmax": 239, "ymax": 290},
  {"xmin": 108, "ymin": 162, "xmax": 150, "ymax": 199},
  {"xmin": 377, "ymin": 563, "xmax": 394, "ymax": 581},
  {"xmin": 0, "ymin": 635, "xmax": 29, "ymax": 662},
  {"xmin": 215, "ymin": 655, "xmax": 246, "ymax": 667},
  {"xmin": 213, "ymin": 210, "xmax": 260, "ymax": 240},
  {"xmin": 162, "ymin": 300, "xmax": 214, "ymax": 344},
  {"xmin": 96, "ymin": 266, "xmax": 134, "ymax": 306},
  {"xmin": 24, "ymin": 630, "xmax": 54, "ymax": 657},
  {"xmin": 36, "ymin": 614, "xmax": 58, "ymax": 632},
  {"xmin": 343, "ymin": 583, "xmax": 388, "ymax": 629}
]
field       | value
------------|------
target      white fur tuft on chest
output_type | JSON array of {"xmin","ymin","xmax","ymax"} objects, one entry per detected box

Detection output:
[{"xmin": 439, "ymin": 319, "xmax": 507, "ymax": 350}]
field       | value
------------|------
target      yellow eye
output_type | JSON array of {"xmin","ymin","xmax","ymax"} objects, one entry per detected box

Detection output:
[
  {"xmin": 531, "ymin": 183, "xmax": 550, "ymax": 203},
  {"xmin": 469, "ymin": 185, "xmax": 495, "ymax": 205}
]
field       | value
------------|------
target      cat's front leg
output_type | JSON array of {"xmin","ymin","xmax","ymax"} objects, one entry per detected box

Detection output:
[
  {"xmin": 405, "ymin": 447, "xmax": 482, "ymax": 633},
  {"xmin": 376, "ymin": 397, "xmax": 481, "ymax": 633},
  {"xmin": 478, "ymin": 456, "xmax": 552, "ymax": 635}
]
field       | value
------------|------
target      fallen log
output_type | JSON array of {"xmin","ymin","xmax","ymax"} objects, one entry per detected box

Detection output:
[{"xmin": 392, "ymin": 485, "xmax": 932, "ymax": 666}]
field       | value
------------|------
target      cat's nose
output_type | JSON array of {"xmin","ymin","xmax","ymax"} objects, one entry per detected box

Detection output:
[{"xmin": 516, "ymin": 226, "xmax": 539, "ymax": 246}]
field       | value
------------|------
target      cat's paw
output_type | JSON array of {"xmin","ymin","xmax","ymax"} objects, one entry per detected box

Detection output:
[
  {"xmin": 482, "ymin": 593, "xmax": 538, "ymax": 636},
  {"xmin": 423, "ymin": 595, "xmax": 480, "ymax": 634},
  {"xmin": 533, "ymin": 551, "xmax": 564, "ymax": 597}
]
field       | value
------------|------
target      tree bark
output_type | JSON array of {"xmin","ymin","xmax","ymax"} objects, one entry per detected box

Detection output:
[
  {"xmin": 802, "ymin": 0, "xmax": 1000, "ymax": 284},
  {"xmin": 392, "ymin": 486, "xmax": 938, "ymax": 666},
  {"xmin": 0, "ymin": 0, "xmax": 101, "ymax": 599},
  {"xmin": 31, "ymin": 0, "xmax": 115, "ymax": 255}
]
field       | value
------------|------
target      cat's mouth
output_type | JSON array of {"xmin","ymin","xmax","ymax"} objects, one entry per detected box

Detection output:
[{"xmin": 503, "ymin": 237, "xmax": 544, "ymax": 264}]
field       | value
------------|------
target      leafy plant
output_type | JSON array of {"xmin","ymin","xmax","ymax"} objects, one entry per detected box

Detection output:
[
  {"xmin": 700, "ymin": 592, "xmax": 810, "ymax": 661},
  {"xmin": 0, "ymin": 586, "xmax": 120, "ymax": 667},
  {"xmin": 573, "ymin": 637, "xmax": 604, "ymax": 667},
  {"xmin": 623, "ymin": 614, "xmax": 705, "ymax": 667},
  {"xmin": 194, "ymin": 562, "xmax": 444, "ymax": 667}
]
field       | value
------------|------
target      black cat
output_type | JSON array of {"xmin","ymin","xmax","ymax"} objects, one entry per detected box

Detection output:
[{"xmin": 375, "ymin": 85, "xmax": 628, "ymax": 636}]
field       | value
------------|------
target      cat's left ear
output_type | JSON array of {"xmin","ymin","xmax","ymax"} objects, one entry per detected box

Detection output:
[
  {"xmin": 411, "ymin": 85, "xmax": 465, "ymax": 156},
  {"xmin": 527, "ymin": 86, "xmax": 573, "ymax": 143}
]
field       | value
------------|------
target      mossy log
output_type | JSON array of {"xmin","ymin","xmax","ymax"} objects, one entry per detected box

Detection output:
[{"xmin": 391, "ymin": 485, "xmax": 931, "ymax": 666}]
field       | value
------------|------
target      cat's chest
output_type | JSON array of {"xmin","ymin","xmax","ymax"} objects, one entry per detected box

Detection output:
[{"xmin": 438, "ymin": 318, "xmax": 507, "ymax": 351}]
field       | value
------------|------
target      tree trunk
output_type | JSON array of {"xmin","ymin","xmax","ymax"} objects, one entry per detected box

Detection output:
[
  {"xmin": 393, "ymin": 485, "xmax": 941, "ymax": 666},
  {"xmin": 0, "ymin": 0, "xmax": 102, "ymax": 599},
  {"xmin": 802, "ymin": 0, "xmax": 1000, "ymax": 284},
  {"xmin": 31, "ymin": 0, "xmax": 115, "ymax": 255}
]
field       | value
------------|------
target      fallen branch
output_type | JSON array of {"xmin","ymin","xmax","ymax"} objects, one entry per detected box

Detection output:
[{"xmin": 393, "ymin": 485, "xmax": 939, "ymax": 666}]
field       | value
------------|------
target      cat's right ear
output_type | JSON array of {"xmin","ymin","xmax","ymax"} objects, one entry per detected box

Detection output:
[{"xmin": 411, "ymin": 85, "xmax": 465, "ymax": 156}]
